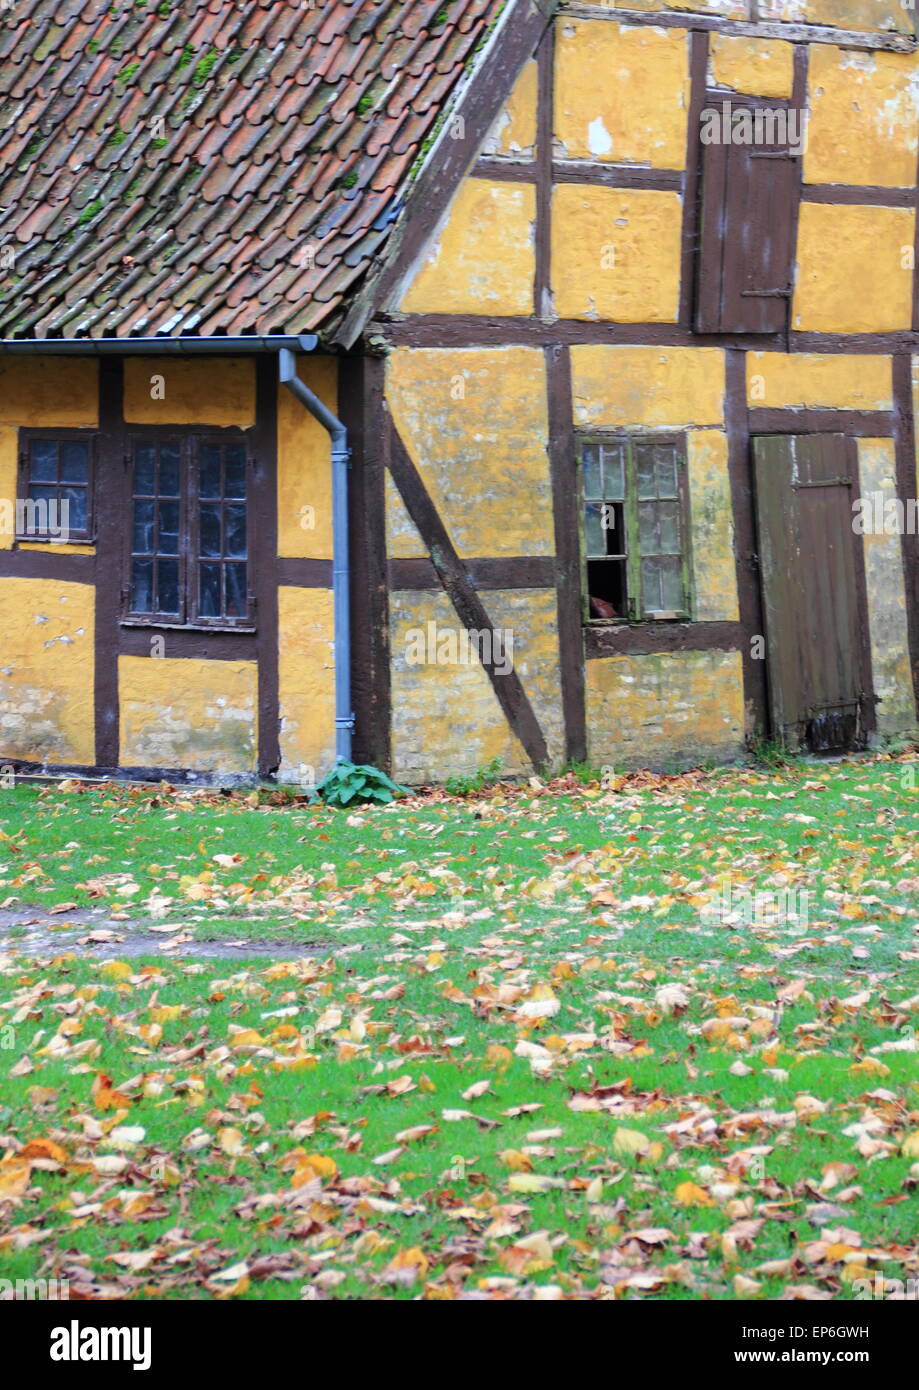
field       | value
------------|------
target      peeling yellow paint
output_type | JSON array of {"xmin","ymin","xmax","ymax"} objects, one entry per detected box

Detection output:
[
  {"xmin": 0, "ymin": 577, "xmax": 95, "ymax": 764},
  {"xmin": 552, "ymin": 186, "xmax": 682, "ymax": 322},
  {"xmin": 277, "ymin": 586, "xmax": 336, "ymax": 782},
  {"xmin": 571, "ymin": 346, "xmax": 725, "ymax": 429},
  {"xmin": 0, "ymin": 358, "xmax": 98, "ymax": 426},
  {"xmin": 745, "ymin": 352, "xmax": 893, "ymax": 409},
  {"xmin": 708, "ymin": 35, "xmax": 794, "ymax": 97},
  {"xmin": 118, "ymin": 656, "xmax": 257, "ymax": 773},
  {"xmin": 856, "ymin": 438, "xmax": 917, "ymax": 736},
  {"xmin": 387, "ymin": 347, "xmax": 553, "ymax": 557},
  {"xmin": 123, "ymin": 358, "xmax": 255, "ymax": 426},
  {"xmin": 389, "ymin": 589, "xmax": 528, "ymax": 783},
  {"xmin": 277, "ymin": 355, "xmax": 337, "ymax": 560},
  {"xmin": 793, "ymin": 203, "xmax": 914, "ymax": 333},
  {"xmin": 482, "ymin": 58, "xmax": 538, "ymax": 158},
  {"xmin": 687, "ymin": 431, "xmax": 739, "ymax": 622},
  {"xmin": 803, "ymin": 0, "xmax": 915, "ymax": 37},
  {"xmin": 587, "ymin": 650, "xmax": 745, "ymax": 769},
  {"xmin": 399, "ymin": 179, "xmax": 535, "ymax": 317},
  {"xmin": 554, "ymin": 20, "xmax": 690, "ymax": 169},
  {"xmin": 804, "ymin": 46, "xmax": 919, "ymax": 188},
  {"xmin": 385, "ymin": 473, "xmax": 427, "ymax": 560}
]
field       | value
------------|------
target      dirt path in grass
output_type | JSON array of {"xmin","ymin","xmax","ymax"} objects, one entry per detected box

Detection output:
[{"xmin": 0, "ymin": 906, "xmax": 332, "ymax": 960}]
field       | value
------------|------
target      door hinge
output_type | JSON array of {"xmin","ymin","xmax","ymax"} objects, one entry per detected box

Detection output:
[{"xmin": 741, "ymin": 285, "xmax": 792, "ymax": 298}]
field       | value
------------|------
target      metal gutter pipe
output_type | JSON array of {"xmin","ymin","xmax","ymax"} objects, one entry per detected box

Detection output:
[
  {"xmin": 278, "ymin": 347, "xmax": 353, "ymax": 766},
  {"xmin": 0, "ymin": 335, "xmax": 319, "ymax": 354}
]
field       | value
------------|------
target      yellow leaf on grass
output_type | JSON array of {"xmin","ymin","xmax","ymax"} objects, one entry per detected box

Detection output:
[
  {"xmin": 901, "ymin": 1132, "xmax": 919, "ymax": 1158},
  {"xmin": 218, "ymin": 1127, "xmax": 246, "ymax": 1156},
  {"xmin": 499, "ymin": 1149, "xmax": 533, "ymax": 1172},
  {"xmin": 612, "ymin": 1127, "xmax": 651, "ymax": 1159},
  {"xmin": 675, "ymin": 1181, "xmax": 714, "ymax": 1208}
]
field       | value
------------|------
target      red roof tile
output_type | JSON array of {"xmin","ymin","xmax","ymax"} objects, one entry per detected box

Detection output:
[{"xmin": 0, "ymin": 0, "xmax": 503, "ymax": 340}]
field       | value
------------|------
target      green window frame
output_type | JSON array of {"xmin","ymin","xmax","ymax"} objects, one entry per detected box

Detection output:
[{"xmin": 578, "ymin": 433, "xmax": 692, "ymax": 623}]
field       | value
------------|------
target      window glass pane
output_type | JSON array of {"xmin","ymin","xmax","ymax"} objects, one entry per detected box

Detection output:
[
  {"xmin": 157, "ymin": 558, "xmax": 180, "ymax": 615},
  {"xmin": 134, "ymin": 442, "xmax": 156, "ymax": 494},
  {"xmin": 656, "ymin": 448, "xmax": 678, "ymax": 497},
  {"xmin": 159, "ymin": 443, "xmax": 181, "ymax": 496},
  {"xmin": 133, "ymin": 498, "xmax": 154, "ymax": 553},
  {"xmin": 158, "ymin": 499, "xmax": 180, "ymax": 555},
  {"xmin": 641, "ymin": 555, "xmax": 663, "ymax": 611},
  {"xmin": 225, "ymin": 563, "xmax": 247, "ymax": 617},
  {"xmin": 27, "ymin": 484, "xmax": 57, "ymax": 511},
  {"xmin": 660, "ymin": 556, "xmax": 683, "ymax": 610},
  {"xmin": 200, "ymin": 503, "xmax": 222, "ymax": 558},
  {"xmin": 658, "ymin": 499, "xmax": 681, "ymax": 553},
  {"xmin": 199, "ymin": 445, "xmax": 221, "ymax": 498},
  {"xmin": 62, "ymin": 487, "xmax": 87, "ymax": 533},
  {"xmin": 131, "ymin": 558, "xmax": 153, "ymax": 613},
  {"xmin": 636, "ymin": 447, "xmax": 656, "ymax": 501},
  {"xmin": 638, "ymin": 501, "xmax": 659, "ymax": 553},
  {"xmin": 225, "ymin": 503, "xmax": 247, "ymax": 559},
  {"xmin": 199, "ymin": 562, "xmax": 221, "ymax": 617},
  {"xmin": 225, "ymin": 446, "xmax": 246, "ymax": 499},
  {"xmin": 585, "ymin": 502, "xmax": 604, "ymax": 556},
  {"xmin": 582, "ymin": 445, "xmax": 602, "ymax": 500},
  {"xmin": 61, "ymin": 441, "xmax": 89, "ymax": 484},
  {"xmin": 30, "ymin": 441, "xmax": 58, "ymax": 482},
  {"xmin": 601, "ymin": 445, "xmax": 625, "ymax": 500}
]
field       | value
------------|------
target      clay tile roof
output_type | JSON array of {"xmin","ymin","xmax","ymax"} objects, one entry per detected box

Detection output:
[{"xmin": 0, "ymin": 0, "xmax": 502, "ymax": 341}]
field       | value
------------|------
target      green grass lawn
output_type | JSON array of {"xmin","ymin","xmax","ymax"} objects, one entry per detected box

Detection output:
[{"xmin": 0, "ymin": 752, "xmax": 917, "ymax": 1300}]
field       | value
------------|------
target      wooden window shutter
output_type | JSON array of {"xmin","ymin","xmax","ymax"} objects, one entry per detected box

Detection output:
[{"xmin": 695, "ymin": 107, "xmax": 799, "ymax": 334}]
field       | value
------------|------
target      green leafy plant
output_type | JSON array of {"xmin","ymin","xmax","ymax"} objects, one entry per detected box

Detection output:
[
  {"xmin": 314, "ymin": 762, "xmax": 409, "ymax": 808},
  {"xmin": 748, "ymin": 734, "xmax": 793, "ymax": 769},
  {"xmin": 445, "ymin": 756, "xmax": 503, "ymax": 797}
]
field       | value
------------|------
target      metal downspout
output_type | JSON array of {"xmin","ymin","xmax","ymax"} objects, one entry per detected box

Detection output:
[{"xmin": 277, "ymin": 347, "xmax": 353, "ymax": 766}]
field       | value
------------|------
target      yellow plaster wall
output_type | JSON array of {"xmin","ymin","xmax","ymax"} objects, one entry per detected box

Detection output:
[
  {"xmin": 399, "ymin": 179, "xmax": 535, "ymax": 317},
  {"xmin": 385, "ymin": 474, "xmax": 427, "ymax": 560},
  {"xmin": 388, "ymin": 587, "xmax": 565, "ymax": 783},
  {"xmin": 482, "ymin": 58, "xmax": 538, "ymax": 158},
  {"xmin": 386, "ymin": 347, "xmax": 554, "ymax": 557},
  {"xmin": 745, "ymin": 353, "xmax": 893, "ymax": 409},
  {"xmin": 277, "ymin": 586, "xmax": 336, "ymax": 783},
  {"xmin": 0, "ymin": 425, "xmax": 16, "ymax": 552},
  {"xmin": 554, "ymin": 20, "xmax": 690, "ymax": 168},
  {"xmin": 122, "ymin": 358, "xmax": 255, "ymax": 426},
  {"xmin": 801, "ymin": 0, "xmax": 915, "ymax": 41},
  {"xmin": 0, "ymin": 577, "xmax": 95, "ymax": 764},
  {"xmin": 793, "ymin": 203, "xmax": 914, "ymax": 333},
  {"xmin": 118, "ymin": 656, "xmax": 257, "ymax": 773},
  {"xmin": 587, "ymin": 649, "xmax": 746, "ymax": 769},
  {"xmin": 857, "ymin": 438, "xmax": 917, "ymax": 737},
  {"xmin": 804, "ymin": 46, "xmax": 919, "ymax": 188},
  {"xmin": 551, "ymin": 186, "xmax": 682, "ymax": 322},
  {"xmin": 708, "ymin": 35, "xmax": 795, "ymax": 96},
  {"xmin": 0, "ymin": 357, "xmax": 98, "ymax": 427},
  {"xmin": 571, "ymin": 346, "xmax": 725, "ymax": 429},
  {"xmin": 687, "ymin": 430, "xmax": 739, "ymax": 622},
  {"xmin": 277, "ymin": 355, "xmax": 337, "ymax": 560}
]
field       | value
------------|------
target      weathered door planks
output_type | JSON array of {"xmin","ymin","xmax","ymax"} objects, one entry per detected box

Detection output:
[{"xmin": 752, "ymin": 433, "xmax": 871, "ymax": 752}]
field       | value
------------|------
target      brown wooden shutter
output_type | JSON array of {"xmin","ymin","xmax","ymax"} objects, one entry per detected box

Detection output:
[{"xmin": 695, "ymin": 104, "xmax": 799, "ymax": 334}]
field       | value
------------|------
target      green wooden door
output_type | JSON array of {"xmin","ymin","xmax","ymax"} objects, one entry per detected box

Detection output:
[{"xmin": 752, "ymin": 433, "xmax": 870, "ymax": 752}]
